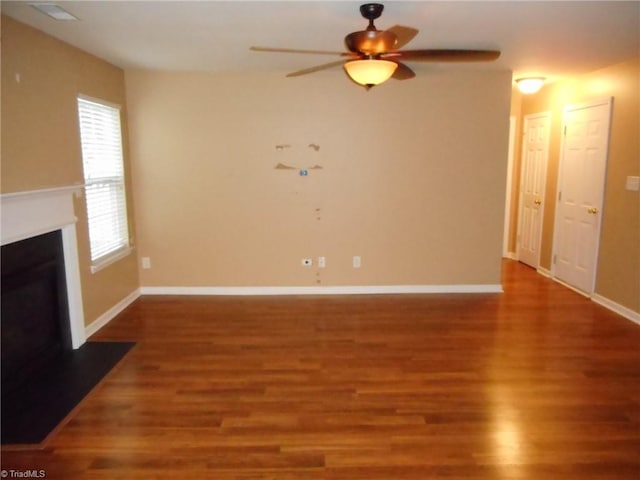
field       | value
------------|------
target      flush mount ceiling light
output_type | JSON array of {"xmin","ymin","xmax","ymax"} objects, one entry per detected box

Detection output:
[
  {"xmin": 30, "ymin": 3, "xmax": 79, "ymax": 21},
  {"xmin": 516, "ymin": 77, "xmax": 546, "ymax": 94},
  {"xmin": 343, "ymin": 59, "xmax": 398, "ymax": 88}
]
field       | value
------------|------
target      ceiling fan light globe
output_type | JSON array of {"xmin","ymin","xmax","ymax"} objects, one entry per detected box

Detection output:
[{"xmin": 344, "ymin": 59, "xmax": 398, "ymax": 86}]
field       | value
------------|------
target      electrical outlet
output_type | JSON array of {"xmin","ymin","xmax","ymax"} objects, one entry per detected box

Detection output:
[
  {"xmin": 318, "ymin": 256, "xmax": 326, "ymax": 268},
  {"xmin": 353, "ymin": 256, "xmax": 361, "ymax": 268},
  {"xmin": 301, "ymin": 258, "xmax": 313, "ymax": 266},
  {"xmin": 141, "ymin": 257, "xmax": 151, "ymax": 269}
]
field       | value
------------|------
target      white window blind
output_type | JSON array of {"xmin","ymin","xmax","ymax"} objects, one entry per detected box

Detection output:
[{"xmin": 77, "ymin": 96, "xmax": 130, "ymax": 267}]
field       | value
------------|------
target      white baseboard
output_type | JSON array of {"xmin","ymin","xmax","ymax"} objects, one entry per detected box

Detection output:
[
  {"xmin": 503, "ymin": 251, "xmax": 518, "ymax": 260},
  {"xmin": 140, "ymin": 284, "xmax": 504, "ymax": 296},
  {"xmin": 537, "ymin": 266, "xmax": 552, "ymax": 278},
  {"xmin": 535, "ymin": 270, "xmax": 639, "ymax": 326},
  {"xmin": 552, "ymin": 277, "xmax": 590, "ymax": 297},
  {"xmin": 591, "ymin": 293, "xmax": 640, "ymax": 326},
  {"xmin": 85, "ymin": 288, "xmax": 141, "ymax": 339}
]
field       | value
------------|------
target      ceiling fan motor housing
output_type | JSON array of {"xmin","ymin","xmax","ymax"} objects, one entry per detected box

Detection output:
[
  {"xmin": 360, "ymin": 3, "xmax": 385, "ymax": 23},
  {"xmin": 346, "ymin": 3, "xmax": 398, "ymax": 54}
]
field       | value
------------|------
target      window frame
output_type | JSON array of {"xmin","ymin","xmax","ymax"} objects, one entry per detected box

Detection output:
[{"xmin": 77, "ymin": 94, "xmax": 133, "ymax": 273}]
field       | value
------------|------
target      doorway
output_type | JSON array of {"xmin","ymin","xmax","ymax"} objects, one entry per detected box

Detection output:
[
  {"xmin": 517, "ymin": 112, "xmax": 550, "ymax": 268},
  {"xmin": 552, "ymin": 98, "xmax": 612, "ymax": 294}
]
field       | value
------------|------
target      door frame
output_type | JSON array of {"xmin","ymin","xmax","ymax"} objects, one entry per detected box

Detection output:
[
  {"xmin": 503, "ymin": 116, "xmax": 517, "ymax": 258},
  {"xmin": 551, "ymin": 97, "xmax": 613, "ymax": 295},
  {"xmin": 516, "ymin": 111, "xmax": 551, "ymax": 268}
]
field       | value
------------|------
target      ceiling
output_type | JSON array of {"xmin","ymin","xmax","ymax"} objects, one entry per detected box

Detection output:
[{"xmin": 2, "ymin": 1, "xmax": 639, "ymax": 83}]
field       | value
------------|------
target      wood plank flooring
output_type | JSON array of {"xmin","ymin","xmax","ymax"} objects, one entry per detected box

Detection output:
[{"xmin": 2, "ymin": 260, "xmax": 639, "ymax": 479}]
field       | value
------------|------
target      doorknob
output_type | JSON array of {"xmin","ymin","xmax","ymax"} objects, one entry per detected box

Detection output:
[
  {"xmin": 534, "ymin": 199, "xmax": 542, "ymax": 205},
  {"xmin": 587, "ymin": 207, "xmax": 599, "ymax": 214}
]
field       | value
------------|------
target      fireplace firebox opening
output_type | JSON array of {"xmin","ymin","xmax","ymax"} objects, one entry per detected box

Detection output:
[{"xmin": 1, "ymin": 230, "xmax": 72, "ymax": 396}]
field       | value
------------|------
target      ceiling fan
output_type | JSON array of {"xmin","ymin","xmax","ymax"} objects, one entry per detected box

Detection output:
[{"xmin": 250, "ymin": 3, "xmax": 501, "ymax": 89}]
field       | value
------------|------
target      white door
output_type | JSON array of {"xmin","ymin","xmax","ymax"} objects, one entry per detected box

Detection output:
[
  {"xmin": 553, "ymin": 98, "xmax": 612, "ymax": 294},
  {"xmin": 517, "ymin": 112, "xmax": 550, "ymax": 268}
]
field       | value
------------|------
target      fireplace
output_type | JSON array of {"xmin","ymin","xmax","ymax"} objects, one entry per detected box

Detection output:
[
  {"xmin": 1, "ymin": 230, "xmax": 73, "ymax": 395},
  {"xmin": 1, "ymin": 188, "xmax": 137, "ymax": 445},
  {"xmin": 1, "ymin": 186, "xmax": 86, "ymax": 355}
]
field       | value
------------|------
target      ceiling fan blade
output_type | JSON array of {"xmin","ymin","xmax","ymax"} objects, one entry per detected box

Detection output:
[
  {"xmin": 386, "ymin": 25, "xmax": 419, "ymax": 50},
  {"xmin": 250, "ymin": 46, "xmax": 351, "ymax": 56},
  {"xmin": 388, "ymin": 49, "xmax": 501, "ymax": 62},
  {"xmin": 391, "ymin": 62, "xmax": 416, "ymax": 80},
  {"xmin": 286, "ymin": 60, "xmax": 347, "ymax": 78}
]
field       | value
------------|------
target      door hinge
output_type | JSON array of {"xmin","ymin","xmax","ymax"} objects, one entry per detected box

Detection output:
[
  {"xmin": 563, "ymin": 125, "xmax": 567, "ymax": 136},
  {"xmin": 553, "ymin": 254, "xmax": 557, "ymax": 265},
  {"xmin": 558, "ymin": 191, "xmax": 562, "ymax": 201}
]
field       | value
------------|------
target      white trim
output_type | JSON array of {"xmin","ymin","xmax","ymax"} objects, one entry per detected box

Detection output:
[
  {"xmin": 0, "ymin": 184, "xmax": 83, "ymax": 200},
  {"xmin": 140, "ymin": 284, "xmax": 504, "ymax": 296},
  {"xmin": 516, "ymin": 111, "xmax": 551, "ymax": 268},
  {"xmin": 85, "ymin": 288, "xmax": 141, "ymax": 339},
  {"xmin": 553, "ymin": 277, "xmax": 590, "ymax": 298},
  {"xmin": 504, "ymin": 251, "xmax": 518, "ymax": 261},
  {"xmin": 61, "ymin": 225, "xmax": 86, "ymax": 348},
  {"xmin": 592, "ymin": 294, "xmax": 640, "ymax": 326},
  {"xmin": 534, "ymin": 269, "xmax": 638, "ymax": 327},
  {"xmin": 551, "ymin": 97, "xmax": 613, "ymax": 293},
  {"xmin": 503, "ymin": 116, "xmax": 517, "ymax": 257},
  {"xmin": 537, "ymin": 266, "xmax": 552, "ymax": 278},
  {"xmin": 90, "ymin": 246, "xmax": 135, "ymax": 274},
  {"xmin": 1, "ymin": 186, "xmax": 86, "ymax": 348},
  {"xmin": 1, "ymin": 185, "xmax": 83, "ymax": 246}
]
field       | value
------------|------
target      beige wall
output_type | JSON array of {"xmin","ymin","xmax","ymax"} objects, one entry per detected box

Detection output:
[
  {"xmin": 4, "ymin": 13, "xmax": 634, "ymax": 320},
  {"xmin": 516, "ymin": 58, "xmax": 639, "ymax": 313},
  {"xmin": 126, "ymin": 68, "xmax": 512, "ymax": 288},
  {"xmin": 1, "ymin": 16, "xmax": 140, "ymax": 325}
]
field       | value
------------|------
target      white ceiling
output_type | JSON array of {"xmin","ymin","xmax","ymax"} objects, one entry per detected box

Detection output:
[{"xmin": 2, "ymin": 1, "xmax": 639, "ymax": 83}]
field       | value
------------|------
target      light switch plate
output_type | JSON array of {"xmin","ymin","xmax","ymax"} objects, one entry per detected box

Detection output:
[{"xmin": 625, "ymin": 175, "xmax": 640, "ymax": 191}]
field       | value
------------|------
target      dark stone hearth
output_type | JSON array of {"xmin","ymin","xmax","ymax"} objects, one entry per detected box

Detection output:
[{"xmin": 1, "ymin": 341, "xmax": 135, "ymax": 445}]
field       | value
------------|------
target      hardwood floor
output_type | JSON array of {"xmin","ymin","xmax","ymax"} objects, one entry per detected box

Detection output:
[{"xmin": 2, "ymin": 260, "xmax": 639, "ymax": 479}]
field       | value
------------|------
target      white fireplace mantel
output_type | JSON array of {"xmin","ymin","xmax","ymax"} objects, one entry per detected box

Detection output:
[{"xmin": 1, "ymin": 185, "xmax": 86, "ymax": 348}]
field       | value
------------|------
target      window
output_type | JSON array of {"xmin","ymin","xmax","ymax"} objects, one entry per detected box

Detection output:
[{"xmin": 77, "ymin": 96, "xmax": 131, "ymax": 272}]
